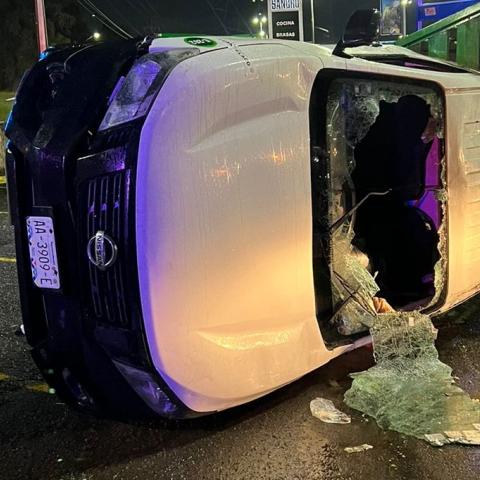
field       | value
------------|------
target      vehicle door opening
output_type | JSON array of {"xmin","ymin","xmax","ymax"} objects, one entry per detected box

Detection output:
[{"xmin": 310, "ymin": 72, "xmax": 447, "ymax": 346}]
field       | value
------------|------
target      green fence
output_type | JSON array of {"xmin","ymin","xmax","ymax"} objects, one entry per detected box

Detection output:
[{"xmin": 397, "ymin": 3, "xmax": 480, "ymax": 71}]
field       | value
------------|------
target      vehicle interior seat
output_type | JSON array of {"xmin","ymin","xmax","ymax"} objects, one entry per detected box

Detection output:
[{"xmin": 351, "ymin": 94, "xmax": 439, "ymax": 307}]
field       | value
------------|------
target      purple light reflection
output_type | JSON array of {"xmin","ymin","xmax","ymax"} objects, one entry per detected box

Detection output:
[{"xmin": 415, "ymin": 137, "xmax": 442, "ymax": 228}]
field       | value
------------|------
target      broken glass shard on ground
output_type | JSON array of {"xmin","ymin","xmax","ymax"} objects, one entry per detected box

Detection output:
[
  {"xmin": 344, "ymin": 312, "xmax": 480, "ymax": 446},
  {"xmin": 310, "ymin": 397, "xmax": 351, "ymax": 424},
  {"xmin": 344, "ymin": 444, "xmax": 373, "ymax": 453}
]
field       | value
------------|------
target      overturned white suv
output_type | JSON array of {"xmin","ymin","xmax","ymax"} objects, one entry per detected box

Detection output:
[{"xmin": 5, "ymin": 10, "xmax": 480, "ymax": 418}]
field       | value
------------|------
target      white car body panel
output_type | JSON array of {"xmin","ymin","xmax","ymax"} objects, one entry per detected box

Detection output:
[{"xmin": 136, "ymin": 38, "xmax": 480, "ymax": 412}]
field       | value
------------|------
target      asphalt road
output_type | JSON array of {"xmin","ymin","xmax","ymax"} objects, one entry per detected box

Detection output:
[{"xmin": 1, "ymin": 185, "xmax": 480, "ymax": 480}]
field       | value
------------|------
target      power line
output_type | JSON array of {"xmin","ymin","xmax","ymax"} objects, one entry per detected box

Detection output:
[
  {"xmin": 82, "ymin": 0, "xmax": 133, "ymax": 38},
  {"xmin": 140, "ymin": 0, "xmax": 165, "ymax": 32},
  {"xmin": 76, "ymin": 0, "xmax": 133, "ymax": 39},
  {"xmin": 76, "ymin": 0, "xmax": 129, "ymax": 38},
  {"xmin": 142, "ymin": 0, "xmax": 164, "ymax": 21},
  {"xmin": 126, "ymin": 0, "xmax": 162, "ymax": 33},
  {"xmin": 124, "ymin": 0, "xmax": 162, "ymax": 31},
  {"xmin": 204, "ymin": 0, "xmax": 229, "ymax": 34},
  {"xmin": 102, "ymin": 0, "xmax": 144, "ymax": 37},
  {"xmin": 203, "ymin": 0, "xmax": 253, "ymax": 35}
]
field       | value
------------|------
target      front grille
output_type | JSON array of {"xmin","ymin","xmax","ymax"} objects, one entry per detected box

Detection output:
[{"xmin": 85, "ymin": 171, "xmax": 130, "ymax": 327}]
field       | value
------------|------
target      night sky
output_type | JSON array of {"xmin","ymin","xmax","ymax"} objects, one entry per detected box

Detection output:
[
  {"xmin": 75, "ymin": 0, "xmax": 265, "ymax": 38},
  {"xmin": 0, "ymin": 0, "xmax": 381, "ymax": 90},
  {"xmin": 76, "ymin": 0, "xmax": 380, "ymax": 41}
]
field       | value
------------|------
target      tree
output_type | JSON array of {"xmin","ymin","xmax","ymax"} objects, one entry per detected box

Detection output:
[
  {"xmin": 0, "ymin": 0, "xmax": 91, "ymax": 90},
  {"xmin": 0, "ymin": 0, "xmax": 37, "ymax": 90}
]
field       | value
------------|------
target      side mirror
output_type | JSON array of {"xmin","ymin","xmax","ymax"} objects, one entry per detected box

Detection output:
[{"xmin": 333, "ymin": 9, "xmax": 381, "ymax": 58}]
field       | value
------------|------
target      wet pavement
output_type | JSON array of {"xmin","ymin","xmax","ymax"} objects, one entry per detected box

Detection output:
[{"xmin": 1, "ymin": 185, "xmax": 480, "ymax": 480}]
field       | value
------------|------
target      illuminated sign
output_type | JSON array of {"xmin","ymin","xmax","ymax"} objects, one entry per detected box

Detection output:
[
  {"xmin": 271, "ymin": 0, "xmax": 301, "ymax": 9},
  {"xmin": 268, "ymin": 0, "xmax": 304, "ymax": 41},
  {"xmin": 417, "ymin": 0, "xmax": 478, "ymax": 28}
]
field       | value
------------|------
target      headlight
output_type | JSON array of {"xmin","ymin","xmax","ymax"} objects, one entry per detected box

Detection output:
[{"xmin": 99, "ymin": 48, "xmax": 199, "ymax": 131}]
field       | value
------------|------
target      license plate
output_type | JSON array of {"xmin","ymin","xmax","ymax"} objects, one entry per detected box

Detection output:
[{"xmin": 26, "ymin": 216, "xmax": 61, "ymax": 290}]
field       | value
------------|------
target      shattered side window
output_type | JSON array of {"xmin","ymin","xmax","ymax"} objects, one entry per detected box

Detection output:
[
  {"xmin": 325, "ymin": 78, "xmax": 446, "ymax": 336},
  {"xmin": 326, "ymin": 79, "xmax": 444, "ymax": 224},
  {"xmin": 317, "ymin": 77, "xmax": 480, "ymax": 446},
  {"xmin": 330, "ymin": 227, "xmax": 379, "ymax": 336}
]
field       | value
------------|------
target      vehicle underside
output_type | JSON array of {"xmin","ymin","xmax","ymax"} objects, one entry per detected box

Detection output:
[{"xmin": 310, "ymin": 72, "xmax": 446, "ymax": 345}]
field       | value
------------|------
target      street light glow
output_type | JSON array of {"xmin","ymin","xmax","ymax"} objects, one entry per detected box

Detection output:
[
  {"xmin": 252, "ymin": 10, "xmax": 267, "ymax": 38},
  {"xmin": 93, "ymin": 32, "xmax": 101, "ymax": 40}
]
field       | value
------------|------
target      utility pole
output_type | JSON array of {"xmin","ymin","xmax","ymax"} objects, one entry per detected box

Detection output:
[
  {"xmin": 311, "ymin": 0, "xmax": 315, "ymax": 43},
  {"xmin": 34, "ymin": 0, "xmax": 49, "ymax": 54}
]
